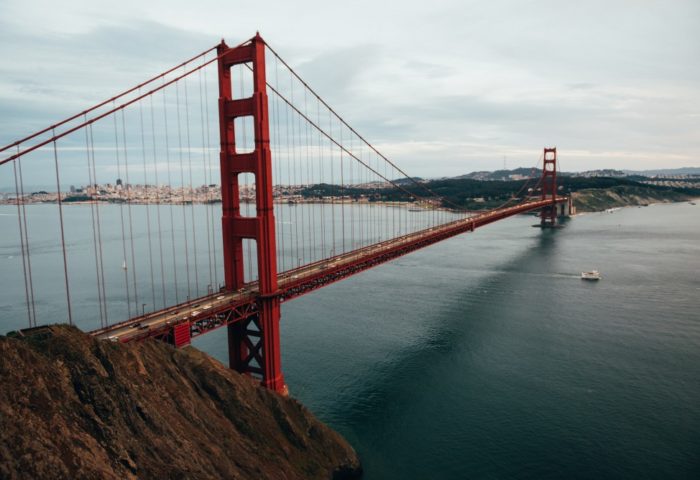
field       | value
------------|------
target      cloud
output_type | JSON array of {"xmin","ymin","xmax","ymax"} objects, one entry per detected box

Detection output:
[{"xmin": 0, "ymin": 0, "xmax": 698, "ymax": 180}]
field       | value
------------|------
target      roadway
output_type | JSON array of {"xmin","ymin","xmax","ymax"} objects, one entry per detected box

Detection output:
[{"xmin": 93, "ymin": 198, "xmax": 566, "ymax": 343}]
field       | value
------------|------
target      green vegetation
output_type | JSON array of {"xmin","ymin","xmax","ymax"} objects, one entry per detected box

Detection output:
[
  {"xmin": 571, "ymin": 185, "xmax": 693, "ymax": 212},
  {"xmin": 62, "ymin": 195, "xmax": 93, "ymax": 202},
  {"xmin": 299, "ymin": 176, "xmax": 700, "ymax": 212}
]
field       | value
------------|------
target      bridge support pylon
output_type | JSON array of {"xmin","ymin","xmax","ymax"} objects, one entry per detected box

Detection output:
[
  {"xmin": 540, "ymin": 147, "xmax": 558, "ymax": 227},
  {"xmin": 217, "ymin": 34, "xmax": 286, "ymax": 394}
]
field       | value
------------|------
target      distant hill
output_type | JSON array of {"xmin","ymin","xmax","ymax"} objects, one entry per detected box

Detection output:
[
  {"xmin": 450, "ymin": 166, "xmax": 700, "ymax": 181},
  {"xmin": 454, "ymin": 167, "xmax": 539, "ymax": 181},
  {"xmin": 623, "ymin": 167, "xmax": 700, "ymax": 176},
  {"xmin": 392, "ymin": 177, "xmax": 424, "ymax": 185},
  {"xmin": 572, "ymin": 169, "xmax": 627, "ymax": 178}
]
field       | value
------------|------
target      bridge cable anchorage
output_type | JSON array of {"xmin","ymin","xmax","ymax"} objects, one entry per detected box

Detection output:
[{"xmin": 51, "ymin": 131, "xmax": 73, "ymax": 325}]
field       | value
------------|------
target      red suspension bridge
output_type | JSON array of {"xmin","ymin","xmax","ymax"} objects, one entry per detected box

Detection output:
[{"xmin": 0, "ymin": 34, "xmax": 568, "ymax": 394}]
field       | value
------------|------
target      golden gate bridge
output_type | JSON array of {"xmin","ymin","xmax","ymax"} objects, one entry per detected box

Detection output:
[{"xmin": 0, "ymin": 33, "xmax": 568, "ymax": 394}]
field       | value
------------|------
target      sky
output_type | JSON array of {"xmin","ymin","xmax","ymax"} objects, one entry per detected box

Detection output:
[{"xmin": 0, "ymin": 0, "xmax": 698, "ymax": 179}]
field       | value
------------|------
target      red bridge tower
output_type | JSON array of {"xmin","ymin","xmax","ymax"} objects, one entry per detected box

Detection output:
[
  {"xmin": 540, "ymin": 147, "xmax": 558, "ymax": 227},
  {"xmin": 217, "ymin": 34, "xmax": 286, "ymax": 394}
]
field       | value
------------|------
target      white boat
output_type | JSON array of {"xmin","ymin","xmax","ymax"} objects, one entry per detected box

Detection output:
[{"xmin": 581, "ymin": 270, "xmax": 601, "ymax": 281}]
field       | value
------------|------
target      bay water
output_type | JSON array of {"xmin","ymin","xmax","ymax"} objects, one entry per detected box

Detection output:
[{"xmin": 1, "ymin": 202, "xmax": 698, "ymax": 478}]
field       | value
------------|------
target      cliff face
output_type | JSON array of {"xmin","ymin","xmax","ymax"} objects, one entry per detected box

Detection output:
[
  {"xmin": 571, "ymin": 185, "xmax": 692, "ymax": 212},
  {"xmin": 0, "ymin": 325, "xmax": 361, "ymax": 480}
]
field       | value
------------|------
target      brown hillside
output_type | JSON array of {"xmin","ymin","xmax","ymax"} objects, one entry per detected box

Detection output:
[{"xmin": 0, "ymin": 325, "xmax": 361, "ymax": 480}]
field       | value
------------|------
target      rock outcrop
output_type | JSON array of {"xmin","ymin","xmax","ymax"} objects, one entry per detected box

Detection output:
[
  {"xmin": 0, "ymin": 325, "xmax": 361, "ymax": 479},
  {"xmin": 572, "ymin": 185, "xmax": 692, "ymax": 212}
]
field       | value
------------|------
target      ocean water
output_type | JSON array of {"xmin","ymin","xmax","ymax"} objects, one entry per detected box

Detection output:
[
  {"xmin": 196, "ymin": 202, "xmax": 700, "ymax": 479},
  {"xmin": 2, "ymin": 202, "xmax": 699, "ymax": 478}
]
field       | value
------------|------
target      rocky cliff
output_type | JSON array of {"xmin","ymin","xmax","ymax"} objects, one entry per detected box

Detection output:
[
  {"xmin": 571, "ymin": 185, "xmax": 693, "ymax": 212},
  {"xmin": 0, "ymin": 325, "xmax": 361, "ymax": 480}
]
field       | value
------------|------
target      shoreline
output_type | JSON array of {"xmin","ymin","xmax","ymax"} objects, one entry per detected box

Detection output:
[
  {"xmin": 571, "ymin": 197, "xmax": 698, "ymax": 216},
  {"xmin": 2, "ymin": 194, "xmax": 697, "ymax": 212}
]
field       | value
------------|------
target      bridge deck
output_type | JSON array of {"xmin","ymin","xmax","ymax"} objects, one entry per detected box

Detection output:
[{"xmin": 92, "ymin": 198, "xmax": 566, "ymax": 344}]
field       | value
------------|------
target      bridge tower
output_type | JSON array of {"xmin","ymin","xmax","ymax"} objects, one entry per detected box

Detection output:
[
  {"xmin": 217, "ymin": 34, "xmax": 286, "ymax": 394},
  {"xmin": 540, "ymin": 147, "xmax": 558, "ymax": 227}
]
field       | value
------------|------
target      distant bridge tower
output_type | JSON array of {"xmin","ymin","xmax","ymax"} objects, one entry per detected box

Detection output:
[
  {"xmin": 217, "ymin": 34, "xmax": 286, "ymax": 394},
  {"xmin": 540, "ymin": 147, "xmax": 558, "ymax": 227}
]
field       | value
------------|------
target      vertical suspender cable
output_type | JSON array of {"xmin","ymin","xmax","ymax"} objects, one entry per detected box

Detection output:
[
  {"xmin": 51, "ymin": 134, "xmax": 73, "ymax": 325},
  {"xmin": 183, "ymin": 72, "xmax": 200, "ymax": 294},
  {"xmin": 274, "ymin": 64, "xmax": 286, "ymax": 272},
  {"xmin": 113, "ymin": 106, "xmax": 132, "ymax": 319},
  {"xmin": 121, "ymin": 110, "xmax": 139, "ymax": 315},
  {"xmin": 198, "ymin": 67, "xmax": 214, "ymax": 291},
  {"xmin": 303, "ymin": 88, "xmax": 313, "ymax": 262},
  {"xmin": 271, "ymin": 61, "xmax": 285, "ymax": 272},
  {"xmin": 202, "ymin": 64, "xmax": 219, "ymax": 289},
  {"xmin": 339, "ymin": 125, "xmax": 345, "ymax": 253},
  {"xmin": 149, "ymin": 95, "xmax": 167, "ymax": 308},
  {"xmin": 174, "ymin": 82, "xmax": 192, "ymax": 301},
  {"xmin": 12, "ymin": 153, "xmax": 32, "ymax": 328},
  {"xmin": 139, "ymin": 92, "xmax": 157, "ymax": 312},
  {"xmin": 288, "ymin": 72, "xmax": 300, "ymax": 267},
  {"xmin": 316, "ymin": 97, "xmax": 325, "ymax": 259},
  {"xmin": 85, "ymin": 124, "xmax": 104, "ymax": 327},
  {"xmin": 162, "ymin": 86, "xmax": 180, "ymax": 304},
  {"xmin": 329, "ymin": 108, "xmax": 335, "ymax": 257},
  {"xmin": 16, "ymin": 151, "xmax": 37, "ymax": 326},
  {"xmin": 292, "ymin": 76, "xmax": 305, "ymax": 267},
  {"xmin": 349, "ymin": 132, "xmax": 354, "ymax": 248},
  {"xmin": 240, "ymin": 70, "xmax": 254, "ymax": 282},
  {"xmin": 89, "ymin": 124, "xmax": 108, "ymax": 325}
]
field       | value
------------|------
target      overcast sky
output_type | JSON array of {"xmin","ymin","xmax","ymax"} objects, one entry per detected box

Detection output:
[{"xmin": 0, "ymin": 0, "xmax": 698, "ymax": 178}]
